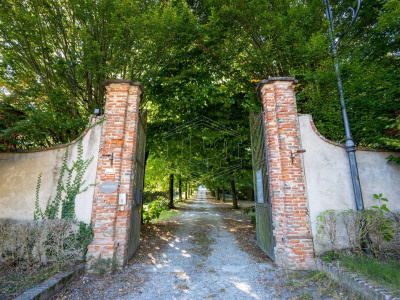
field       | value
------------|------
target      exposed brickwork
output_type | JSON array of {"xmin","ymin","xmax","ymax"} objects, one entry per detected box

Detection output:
[
  {"xmin": 86, "ymin": 80, "xmax": 142, "ymax": 270},
  {"xmin": 258, "ymin": 78, "xmax": 315, "ymax": 270}
]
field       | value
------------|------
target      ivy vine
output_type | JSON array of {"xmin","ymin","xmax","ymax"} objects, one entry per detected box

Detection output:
[{"xmin": 34, "ymin": 138, "xmax": 93, "ymax": 220}]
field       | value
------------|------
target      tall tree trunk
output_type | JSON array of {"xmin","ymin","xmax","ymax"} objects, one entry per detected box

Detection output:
[
  {"xmin": 169, "ymin": 174, "xmax": 174, "ymax": 209},
  {"xmin": 222, "ymin": 186, "xmax": 225, "ymax": 203},
  {"xmin": 185, "ymin": 182, "xmax": 188, "ymax": 200},
  {"xmin": 217, "ymin": 187, "xmax": 220, "ymax": 200},
  {"xmin": 189, "ymin": 182, "xmax": 191, "ymax": 196},
  {"xmin": 230, "ymin": 180, "xmax": 238, "ymax": 209},
  {"xmin": 179, "ymin": 175, "xmax": 182, "ymax": 201},
  {"xmin": 251, "ymin": 188, "xmax": 255, "ymax": 203}
]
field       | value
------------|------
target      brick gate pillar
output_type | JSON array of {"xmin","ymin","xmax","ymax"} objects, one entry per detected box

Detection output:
[
  {"xmin": 257, "ymin": 77, "xmax": 315, "ymax": 270},
  {"xmin": 86, "ymin": 79, "xmax": 143, "ymax": 271}
]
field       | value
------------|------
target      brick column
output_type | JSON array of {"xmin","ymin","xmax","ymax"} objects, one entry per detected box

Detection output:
[
  {"xmin": 257, "ymin": 77, "xmax": 315, "ymax": 270},
  {"xmin": 87, "ymin": 79, "xmax": 143, "ymax": 271}
]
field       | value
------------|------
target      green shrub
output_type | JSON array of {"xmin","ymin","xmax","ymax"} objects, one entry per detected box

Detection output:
[
  {"xmin": 315, "ymin": 198, "xmax": 399, "ymax": 257},
  {"xmin": 142, "ymin": 196, "xmax": 169, "ymax": 224},
  {"xmin": 243, "ymin": 205, "xmax": 256, "ymax": 224},
  {"xmin": 0, "ymin": 219, "xmax": 92, "ymax": 270}
]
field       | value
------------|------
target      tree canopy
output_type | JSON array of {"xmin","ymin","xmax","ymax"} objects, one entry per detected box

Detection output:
[{"xmin": 1, "ymin": 0, "xmax": 399, "ymax": 194}]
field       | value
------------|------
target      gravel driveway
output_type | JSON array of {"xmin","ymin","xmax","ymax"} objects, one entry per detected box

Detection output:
[
  {"xmin": 54, "ymin": 187, "xmax": 356, "ymax": 300},
  {"xmin": 125, "ymin": 187, "xmax": 276, "ymax": 299}
]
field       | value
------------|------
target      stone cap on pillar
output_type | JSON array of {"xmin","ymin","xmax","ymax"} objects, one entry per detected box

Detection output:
[
  {"xmin": 256, "ymin": 77, "xmax": 298, "ymax": 96},
  {"xmin": 102, "ymin": 79, "xmax": 144, "ymax": 94}
]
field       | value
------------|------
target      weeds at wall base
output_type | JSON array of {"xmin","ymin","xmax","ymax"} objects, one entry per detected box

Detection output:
[
  {"xmin": 88, "ymin": 256, "xmax": 116, "ymax": 275},
  {"xmin": 315, "ymin": 207, "xmax": 400, "ymax": 258},
  {"xmin": 282, "ymin": 270, "xmax": 359, "ymax": 299},
  {"xmin": 320, "ymin": 251, "xmax": 400, "ymax": 296},
  {"xmin": 0, "ymin": 219, "xmax": 92, "ymax": 299},
  {"xmin": 0, "ymin": 262, "xmax": 74, "ymax": 299}
]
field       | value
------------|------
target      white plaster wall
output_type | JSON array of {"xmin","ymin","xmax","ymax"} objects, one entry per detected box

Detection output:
[
  {"xmin": 299, "ymin": 114, "xmax": 400, "ymax": 251},
  {"xmin": 0, "ymin": 119, "xmax": 102, "ymax": 223}
]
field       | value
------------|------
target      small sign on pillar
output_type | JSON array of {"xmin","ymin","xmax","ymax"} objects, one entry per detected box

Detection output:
[
  {"xmin": 100, "ymin": 181, "xmax": 118, "ymax": 194},
  {"xmin": 105, "ymin": 168, "xmax": 116, "ymax": 181}
]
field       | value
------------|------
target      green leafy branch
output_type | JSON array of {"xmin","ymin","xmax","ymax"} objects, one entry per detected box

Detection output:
[{"xmin": 142, "ymin": 196, "xmax": 169, "ymax": 224}]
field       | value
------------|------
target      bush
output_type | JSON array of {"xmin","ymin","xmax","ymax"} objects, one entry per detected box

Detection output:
[
  {"xmin": 142, "ymin": 196, "xmax": 169, "ymax": 224},
  {"xmin": 0, "ymin": 218, "xmax": 92, "ymax": 271},
  {"xmin": 316, "ymin": 209, "xmax": 400, "ymax": 258}
]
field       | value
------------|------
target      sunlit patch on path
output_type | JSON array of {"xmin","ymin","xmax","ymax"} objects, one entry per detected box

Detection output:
[{"xmin": 53, "ymin": 188, "xmax": 355, "ymax": 300}]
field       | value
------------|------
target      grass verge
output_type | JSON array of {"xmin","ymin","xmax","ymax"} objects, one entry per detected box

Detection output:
[
  {"xmin": 153, "ymin": 202, "xmax": 187, "ymax": 223},
  {"xmin": 0, "ymin": 264, "xmax": 62, "ymax": 299},
  {"xmin": 339, "ymin": 254, "xmax": 400, "ymax": 295},
  {"xmin": 283, "ymin": 270, "xmax": 359, "ymax": 299}
]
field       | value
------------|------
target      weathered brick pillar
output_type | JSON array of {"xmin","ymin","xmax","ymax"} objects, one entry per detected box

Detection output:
[
  {"xmin": 87, "ymin": 79, "xmax": 143, "ymax": 271},
  {"xmin": 257, "ymin": 77, "xmax": 315, "ymax": 270}
]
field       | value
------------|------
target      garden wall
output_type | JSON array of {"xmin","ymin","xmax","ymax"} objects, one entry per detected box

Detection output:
[
  {"xmin": 299, "ymin": 114, "xmax": 400, "ymax": 251},
  {"xmin": 0, "ymin": 116, "xmax": 103, "ymax": 223}
]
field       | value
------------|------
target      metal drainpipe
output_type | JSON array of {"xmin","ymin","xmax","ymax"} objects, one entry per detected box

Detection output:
[{"xmin": 323, "ymin": 0, "xmax": 365, "ymax": 211}]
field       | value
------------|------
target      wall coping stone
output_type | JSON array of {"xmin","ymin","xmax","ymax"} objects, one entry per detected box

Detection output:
[
  {"xmin": 256, "ymin": 77, "xmax": 299, "ymax": 95},
  {"xmin": 300, "ymin": 114, "xmax": 400, "ymax": 153},
  {"xmin": 14, "ymin": 265, "xmax": 84, "ymax": 300},
  {"xmin": 102, "ymin": 79, "xmax": 144, "ymax": 93},
  {"xmin": 0, "ymin": 115, "xmax": 104, "ymax": 154}
]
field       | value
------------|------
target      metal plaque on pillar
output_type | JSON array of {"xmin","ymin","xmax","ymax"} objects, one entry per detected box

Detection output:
[{"xmin": 100, "ymin": 181, "xmax": 118, "ymax": 194}]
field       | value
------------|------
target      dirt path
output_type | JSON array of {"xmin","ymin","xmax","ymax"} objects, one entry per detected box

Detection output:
[{"xmin": 54, "ymin": 188, "xmax": 356, "ymax": 300}]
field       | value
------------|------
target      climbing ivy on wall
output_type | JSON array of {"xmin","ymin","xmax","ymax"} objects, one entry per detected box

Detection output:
[{"xmin": 34, "ymin": 139, "xmax": 93, "ymax": 220}]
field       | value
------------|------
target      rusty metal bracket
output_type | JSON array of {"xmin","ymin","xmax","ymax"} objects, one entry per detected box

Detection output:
[
  {"xmin": 291, "ymin": 149, "xmax": 306, "ymax": 164},
  {"xmin": 102, "ymin": 153, "xmax": 114, "ymax": 167}
]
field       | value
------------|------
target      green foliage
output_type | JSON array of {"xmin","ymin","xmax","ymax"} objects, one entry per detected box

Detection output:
[
  {"xmin": 316, "ymin": 196, "xmax": 398, "ymax": 257},
  {"xmin": 243, "ymin": 206, "xmax": 255, "ymax": 215},
  {"xmin": 1, "ymin": 0, "xmax": 399, "ymax": 195},
  {"xmin": 0, "ymin": 219, "xmax": 92, "ymax": 269},
  {"xmin": 34, "ymin": 139, "xmax": 93, "ymax": 220},
  {"xmin": 142, "ymin": 196, "xmax": 169, "ymax": 224},
  {"xmin": 0, "ymin": 0, "xmax": 147, "ymax": 148},
  {"xmin": 243, "ymin": 206, "xmax": 256, "ymax": 224},
  {"xmin": 89, "ymin": 255, "xmax": 114, "ymax": 275},
  {"xmin": 370, "ymin": 194, "xmax": 394, "ymax": 242},
  {"xmin": 144, "ymin": 155, "xmax": 171, "ymax": 193},
  {"xmin": 379, "ymin": 115, "xmax": 400, "ymax": 161},
  {"xmin": 315, "ymin": 209, "xmax": 339, "ymax": 252},
  {"xmin": 387, "ymin": 155, "xmax": 400, "ymax": 164},
  {"xmin": 340, "ymin": 254, "xmax": 400, "ymax": 296},
  {"xmin": 76, "ymin": 222, "xmax": 94, "ymax": 260},
  {"xmin": 320, "ymin": 251, "xmax": 340, "ymax": 263},
  {"xmin": 372, "ymin": 193, "xmax": 390, "ymax": 212}
]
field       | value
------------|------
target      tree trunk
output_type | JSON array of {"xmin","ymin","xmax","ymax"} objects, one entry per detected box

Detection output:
[
  {"xmin": 217, "ymin": 188, "xmax": 220, "ymax": 200},
  {"xmin": 230, "ymin": 180, "xmax": 238, "ymax": 209},
  {"xmin": 222, "ymin": 186, "xmax": 225, "ymax": 203},
  {"xmin": 179, "ymin": 176, "xmax": 182, "ymax": 201},
  {"xmin": 189, "ymin": 182, "xmax": 191, "ymax": 196},
  {"xmin": 251, "ymin": 188, "xmax": 255, "ymax": 203},
  {"xmin": 169, "ymin": 174, "xmax": 174, "ymax": 209},
  {"xmin": 185, "ymin": 182, "xmax": 188, "ymax": 200}
]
